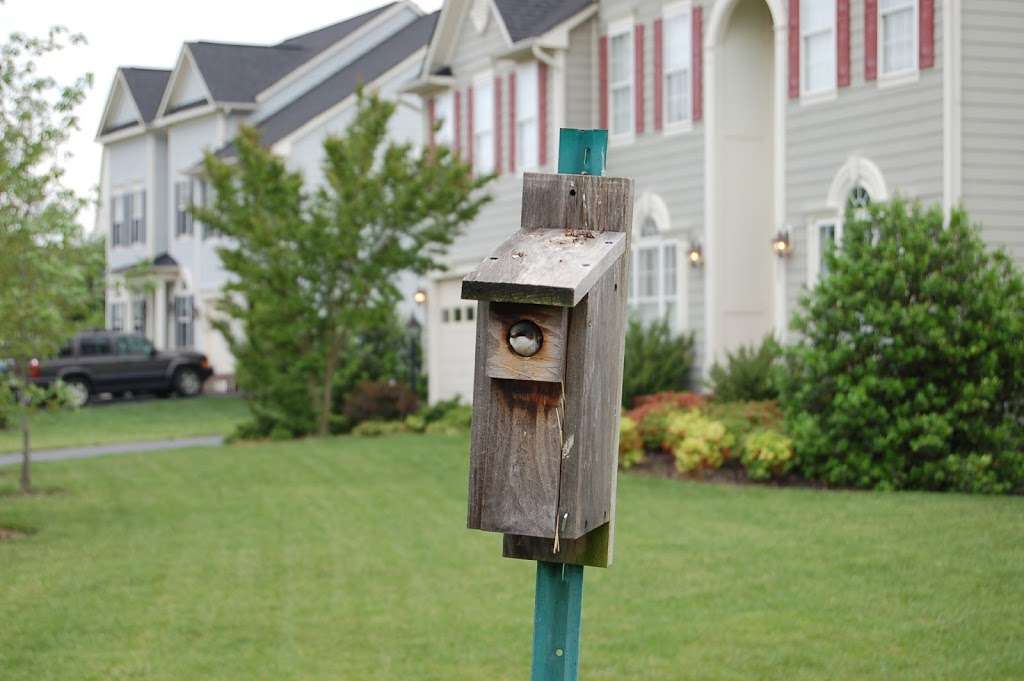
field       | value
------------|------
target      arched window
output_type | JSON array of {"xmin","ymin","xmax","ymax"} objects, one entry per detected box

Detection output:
[
  {"xmin": 628, "ymin": 195, "xmax": 680, "ymax": 330},
  {"xmin": 810, "ymin": 183, "xmax": 875, "ymax": 284}
]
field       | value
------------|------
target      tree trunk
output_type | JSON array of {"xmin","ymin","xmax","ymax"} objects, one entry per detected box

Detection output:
[
  {"xmin": 19, "ymin": 409, "xmax": 31, "ymax": 495},
  {"xmin": 317, "ymin": 331, "xmax": 344, "ymax": 437}
]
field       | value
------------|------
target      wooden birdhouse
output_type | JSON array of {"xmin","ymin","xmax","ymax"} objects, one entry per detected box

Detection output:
[{"xmin": 461, "ymin": 171, "xmax": 634, "ymax": 568}]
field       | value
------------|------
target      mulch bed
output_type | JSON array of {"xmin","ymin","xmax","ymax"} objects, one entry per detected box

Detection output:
[{"xmin": 628, "ymin": 451, "xmax": 827, "ymax": 490}]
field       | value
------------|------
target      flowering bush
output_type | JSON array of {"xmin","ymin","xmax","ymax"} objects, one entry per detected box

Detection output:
[
  {"xmin": 618, "ymin": 416, "xmax": 645, "ymax": 469},
  {"xmin": 665, "ymin": 410, "xmax": 734, "ymax": 473},
  {"xmin": 741, "ymin": 429, "xmax": 794, "ymax": 481},
  {"xmin": 627, "ymin": 392, "xmax": 705, "ymax": 450}
]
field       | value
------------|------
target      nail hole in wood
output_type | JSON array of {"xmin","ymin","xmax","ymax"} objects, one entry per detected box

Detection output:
[{"xmin": 569, "ymin": 188, "xmax": 577, "ymax": 197}]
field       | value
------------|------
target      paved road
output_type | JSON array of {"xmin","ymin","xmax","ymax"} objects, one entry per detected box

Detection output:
[{"xmin": 0, "ymin": 436, "xmax": 224, "ymax": 466}]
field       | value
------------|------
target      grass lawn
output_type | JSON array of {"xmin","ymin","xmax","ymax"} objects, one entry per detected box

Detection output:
[
  {"xmin": 0, "ymin": 395, "xmax": 249, "ymax": 454},
  {"xmin": 1, "ymin": 435, "xmax": 1021, "ymax": 680}
]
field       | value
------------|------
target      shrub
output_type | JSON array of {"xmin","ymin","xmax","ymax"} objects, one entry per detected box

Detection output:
[
  {"xmin": 424, "ymin": 405, "xmax": 472, "ymax": 436},
  {"xmin": 741, "ymin": 429, "xmax": 794, "ymax": 481},
  {"xmin": 342, "ymin": 379, "xmax": 419, "ymax": 424},
  {"xmin": 618, "ymin": 416, "xmax": 645, "ymax": 469},
  {"xmin": 0, "ymin": 379, "xmax": 13, "ymax": 431},
  {"xmin": 622, "ymin": 319, "xmax": 695, "ymax": 408},
  {"xmin": 627, "ymin": 392, "xmax": 705, "ymax": 450},
  {"xmin": 417, "ymin": 396, "xmax": 464, "ymax": 424},
  {"xmin": 708, "ymin": 335, "xmax": 782, "ymax": 401},
  {"xmin": 352, "ymin": 420, "xmax": 408, "ymax": 437},
  {"xmin": 701, "ymin": 400, "xmax": 784, "ymax": 444},
  {"xmin": 781, "ymin": 200, "xmax": 1024, "ymax": 493},
  {"xmin": 403, "ymin": 414, "xmax": 426, "ymax": 433},
  {"xmin": 665, "ymin": 410, "xmax": 734, "ymax": 473}
]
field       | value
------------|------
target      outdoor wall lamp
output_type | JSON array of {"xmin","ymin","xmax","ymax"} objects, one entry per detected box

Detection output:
[
  {"xmin": 687, "ymin": 243, "xmax": 704, "ymax": 268},
  {"xmin": 413, "ymin": 289, "xmax": 427, "ymax": 304},
  {"xmin": 771, "ymin": 231, "xmax": 792, "ymax": 258}
]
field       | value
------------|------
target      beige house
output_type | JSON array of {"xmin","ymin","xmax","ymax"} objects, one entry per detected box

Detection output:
[{"xmin": 407, "ymin": 0, "xmax": 1023, "ymax": 404}]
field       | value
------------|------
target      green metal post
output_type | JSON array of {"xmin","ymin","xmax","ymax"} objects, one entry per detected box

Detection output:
[{"xmin": 530, "ymin": 127, "xmax": 608, "ymax": 681}]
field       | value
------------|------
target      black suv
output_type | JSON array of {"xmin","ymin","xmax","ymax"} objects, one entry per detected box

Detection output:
[{"xmin": 29, "ymin": 331, "xmax": 213, "ymax": 406}]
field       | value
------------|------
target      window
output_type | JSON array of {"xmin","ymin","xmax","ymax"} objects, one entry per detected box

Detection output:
[
  {"xmin": 880, "ymin": 0, "xmax": 917, "ymax": 76},
  {"xmin": 175, "ymin": 180, "xmax": 193, "ymax": 236},
  {"xmin": 442, "ymin": 308, "xmax": 450, "ymax": 323},
  {"xmin": 132, "ymin": 298, "xmax": 147, "ymax": 335},
  {"xmin": 174, "ymin": 295, "xmax": 194, "ymax": 348},
  {"xmin": 801, "ymin": 0, "xmax": 836, "ymax": 94},
  {"xmin": 111, "ymin": 195, "xmax": 125, "ymax": 247},
  {"xmin": 663, "ymin": 6, "xmax": 692, "ymax": 126},
  {"xmin": 130, "ymin": 189, "xmax": 146, "ymax": 243},
  {"xmin": 453, "ymin": 307, "xmax": 462, "ymax": 322},
  {"xmin": 116, "ymin": 335, "xmax": 153, "ymax": 356},
  {"xmin": 435, "ymin": 91, "xmax": 454, "ymax": 147},
  {"xmin": 79, "ymin": 336, "xmax": 112, "ymax": 356},
  {"xmin": 109, "ymin": 302, "xmax": 126, "ymax": 332},
  {"xmin": 473, "ymin": 79, "xmax": 494, "ymax": 174},
  {"xmin": 628, "ymin": 218, "xmax": 680, "ymax": 330},
  {"xmin": 515, "ymin": 62, "xmax": 539, "ymax": 170},
  {"xmin": 466, "ymin": 306, "xmax": 475, "ymax": 322},
  {"xmin": 810, "ymin": 186, "xmax": 871, "ymax": 285},
  {"xmin": 609, "ymin": 28, "xmax": 634, "ymax": 136},
  {"xmin": 195, "ymin": 179, "xmax": 215, "ymax": 239}
]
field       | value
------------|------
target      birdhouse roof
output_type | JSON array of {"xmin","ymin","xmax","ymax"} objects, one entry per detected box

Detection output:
[{"xmin": 462, "ymin": 228, "xmax": 626, "ymax": 307}]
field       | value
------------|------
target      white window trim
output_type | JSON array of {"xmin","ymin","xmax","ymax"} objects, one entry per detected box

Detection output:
[
  {"xmin": 799, "ymin": 0, "xmax": 837, "ymax": 101},
  {"xmin": 806, "ymin": 216, "xmax": 843, "ymax": 286},
  {"xmin": 471, "ymin": 70, "xmax": 496, "ymax": 175},
  {"xmin": 877, "ymin": 0, "xmax": 919, "ymax": 87},
  {"xmin": 662, "ymin": 2, "xmax": 694, "ymax": 134},
  {"xmin": 607, "ymin": 17, "xmax": 635, "ymax": 144}
]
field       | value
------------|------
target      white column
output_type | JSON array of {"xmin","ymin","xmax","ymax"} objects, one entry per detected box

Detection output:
[{"xmin": 154, "ymin": 281, "xmax": 167, "ymax": 350}]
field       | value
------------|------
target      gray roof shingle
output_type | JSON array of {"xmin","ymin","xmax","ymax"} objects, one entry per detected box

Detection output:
[
  {"xmin": 217, "ymin": 11, "xmax": 438, "ymax": 157},
  {"xmin": 120, "ymin": 68, "xmax": 171, "ymax": 122},
  {"xmin": 188, "ymin": 3, "xmax": 400, "ymax": 105},
  {"xmin": 493, "ymin": 0, "xmax": 595, "ymax": 42}
]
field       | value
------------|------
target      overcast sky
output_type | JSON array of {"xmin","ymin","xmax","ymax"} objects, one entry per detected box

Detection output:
[{"xmin": 4, "ymin": 0, "xmax": 443, "ymax": 234}]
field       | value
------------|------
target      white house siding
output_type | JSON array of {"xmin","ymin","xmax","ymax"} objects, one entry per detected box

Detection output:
[
  {"xmin": 167, "ymin": 113, "xmax": 222, "ymax": 283},
  {"xmin": 566, "ymin": 18, "xmax": 597, "ymax": 129},
  {"xmin": 961, "ymin": 0, "xmax": 1024, "ymax": 262},
  {"xmin": 106, "ymin": 135, "xmax": 152, "ymax": 272},
  {"xmin": 600, "ymin": 0, "xmax": 707, "ymax": 378},
  {"xmin": 784, "ymin": 0, "xmax": 944, "ymax": 329}
]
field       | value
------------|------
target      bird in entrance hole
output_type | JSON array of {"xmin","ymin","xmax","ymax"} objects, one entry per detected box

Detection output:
[{"xmin": 508, "ymin": 320, "xmax": 543, "ymax": 357}]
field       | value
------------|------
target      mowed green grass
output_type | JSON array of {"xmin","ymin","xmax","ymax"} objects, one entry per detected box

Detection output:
[
  {"xmin": 1, "ymin": 435, "xmax": 1022, "ymax": 681},
  {"xmin": 0, "ymin": 395, "xmax": 249, "ymax": 454}
]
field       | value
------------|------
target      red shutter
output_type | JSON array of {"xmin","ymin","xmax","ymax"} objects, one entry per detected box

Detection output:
[
  {"xmin": 599, "ymin": 35, "xmax": 609, "ymax": 130},
  {"xmin": 539, "ymin": 61, "xmax": 549, "ymax": 166},
  {"xmin": 653, "ymin": 18, "xmax": 664, "ymax": 131},
  {"xmin": 467, "ymin": 85, "xmax": 474, "ymax": 167},
  {"xmin": 919, "ymin": 0, "xmax": 935, "ymax": 69},
  {"xmin": 788, "ymin": 0, "xmax": 800, "ymax": 98},
  {"xmin": 838, "ymin": 0, "xmax": 851, "ymax": 87},
  {"xmin": 865, "ymin": 0, "xmax": 878, "ymax": 81},
  {"xmin": 454, "ymin": 90, "xmax": 462, "ymax": 155},
  {"xmin": 634, "ymin": 23, "xmax": 645, "ymax": 134},
  {"xmin": 427, "ymin": 96, "xmax": 436, "ymax": 148},
  {"xmin": 509, "ymin": 71, "xmax": 517, "ymax": 173},
  {"xmin": 494, "ymin": 76, "xmax": 502, "ymax": 173},
  {"xmin": 693, "ymin": 6, "xmax": 703, "ymax": 121}
]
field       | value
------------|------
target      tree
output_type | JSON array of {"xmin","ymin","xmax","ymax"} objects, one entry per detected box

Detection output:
[
  {"xmin": 780, "ymin": 199, "xmax": 1024, "ymax": 493},
  {"xmin": 197, "ymin": 90, "xmax": 491, "ymax": 437},
  {"xmin": 0, "ymin": 27, "xmax": 93, "ymax": 493}
]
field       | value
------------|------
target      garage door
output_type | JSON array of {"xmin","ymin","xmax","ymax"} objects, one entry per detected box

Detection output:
[{"xmin": 429, "ymin": 277, "xmax": 478, "ymax": 403}]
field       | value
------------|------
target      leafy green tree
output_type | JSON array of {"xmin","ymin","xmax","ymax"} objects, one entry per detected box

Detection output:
[
  {"xmin": 621, "ymin": 319, "xmax": 695, "ymax": 408},
  {"xmin": 781, "ymin": 199, "xmax": 1024, "ymax": 493},
  {"xmin": 0, "ymin": 26, "xmax": 93, "ymax": 493},
  {"xmin": 196, "ymin": 91, "xmax": 491, "ymax": 437}
]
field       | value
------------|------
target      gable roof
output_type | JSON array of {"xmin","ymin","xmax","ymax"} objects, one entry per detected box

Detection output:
[
  {"xmin": 121, "ymin": 68, "xmax": 171, "ymax": 122},
  {"xmin": 186, "ymin": 42, "xmax": 310, "ymax": 104},
  {"xmin": 493, "ymin": 0, "xmax": 595, "ymax": 42},
  {"xmin": 215, "ymin": 11, "xmax": 438, "ymax": 157}
]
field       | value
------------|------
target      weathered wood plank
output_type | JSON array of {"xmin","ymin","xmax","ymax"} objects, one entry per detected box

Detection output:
[
  {"xmin": 462, "ymin": 229, "xmax": 626, "ymax": 307},
  {"xmin": 468, "ymin": 299, "xmax": 563, "ymax": 537},
  {"xmin": 502, "ymin": 522, "xmax": 612, "ymax": 568},
  {"xmin": 486, "ymin": 303, "xmax": 567, "ymax": 383},
  {"xmin": 520, "ymin": 173, "xmax": 634, "ymax": 234}
]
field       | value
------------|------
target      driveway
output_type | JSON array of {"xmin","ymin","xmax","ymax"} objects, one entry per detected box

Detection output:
[{"xmin": 0, "ymin": 436, "xmax": 223, "ymax": 466}]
